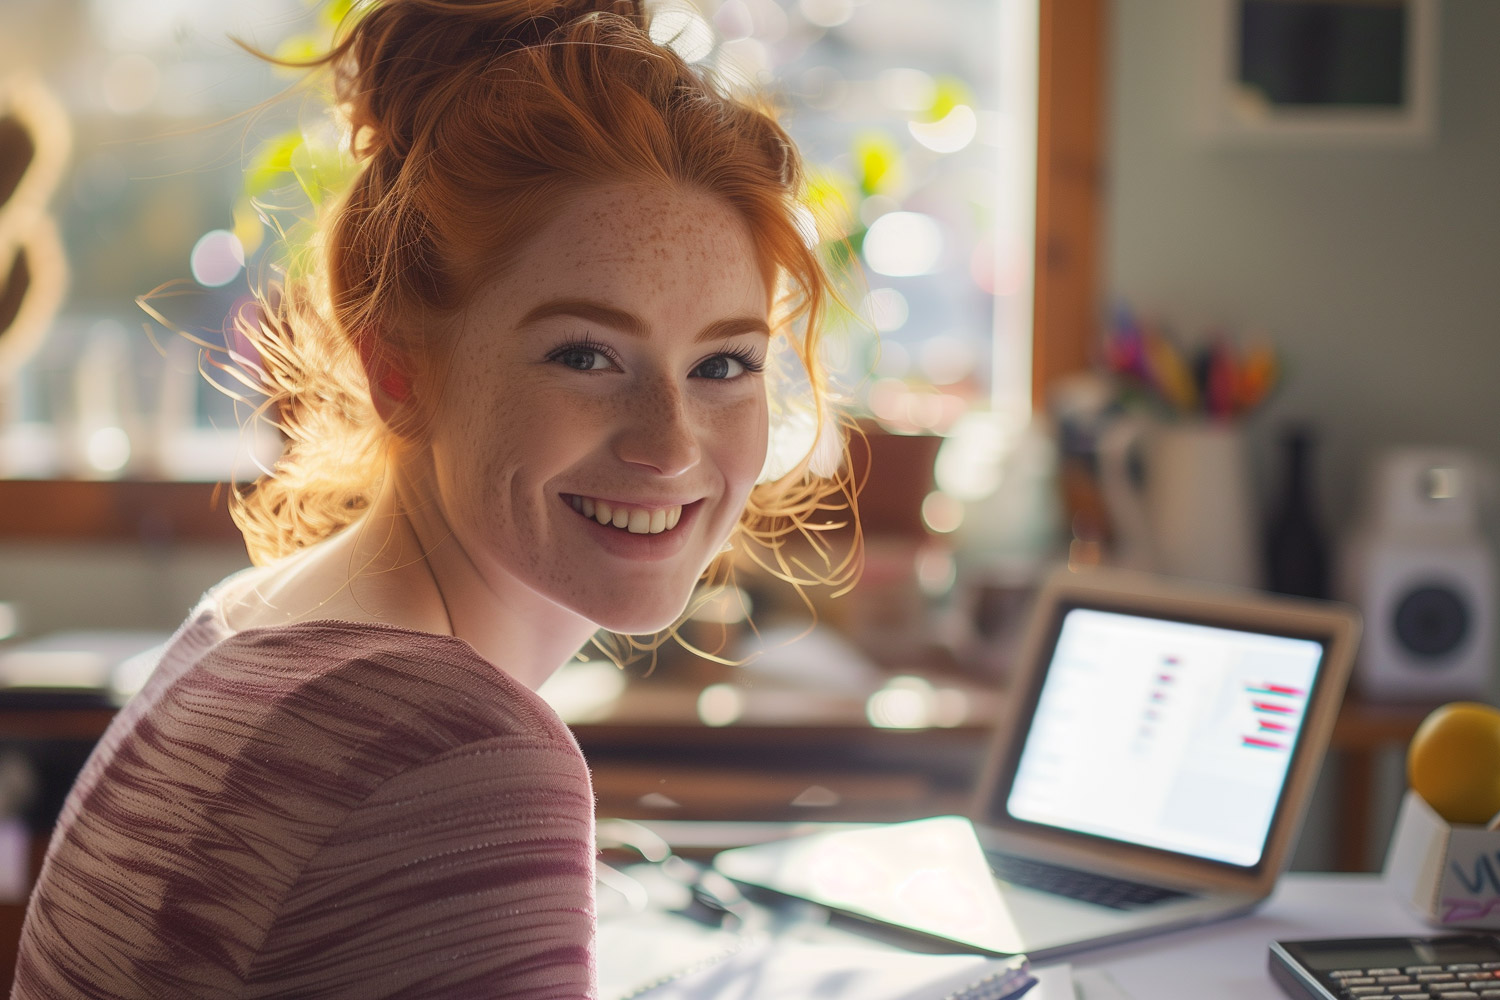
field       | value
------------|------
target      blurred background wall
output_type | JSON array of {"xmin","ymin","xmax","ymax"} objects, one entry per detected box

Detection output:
[{"xmin": 1106, "ymin": 0, "xmax": 1500, "ymax": 547}]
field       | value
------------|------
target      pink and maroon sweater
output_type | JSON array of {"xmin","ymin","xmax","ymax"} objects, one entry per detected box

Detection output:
[{"xmin": 12, "ymin": 603, "xmax": 597, "ymax": 999}]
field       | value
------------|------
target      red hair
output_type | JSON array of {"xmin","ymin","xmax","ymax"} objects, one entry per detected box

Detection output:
[{"xmin": 232, "ymin": 0, "xmax": 858, "ymax": 608}]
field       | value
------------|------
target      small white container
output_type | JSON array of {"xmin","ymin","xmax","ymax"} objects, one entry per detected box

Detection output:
[{"xmin": 1384, "ymin": 789, "xmax": 1500, "ymax": 929}]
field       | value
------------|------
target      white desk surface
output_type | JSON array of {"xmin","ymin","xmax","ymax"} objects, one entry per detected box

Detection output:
[{"xmin": 1057, "ymin": 873, "xmax": 1434, "ymax": 1000}]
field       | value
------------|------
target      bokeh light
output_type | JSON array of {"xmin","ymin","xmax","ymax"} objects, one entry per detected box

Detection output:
[
  {"xmin": 712, "ymin": 0, "xmax": 755, "ymax": 40},
  {"xmin": 863, "ymin": 211, "xmax": 943, "ymax": 277},
  {"xmin": 865, "ymin": 675, "xmax": 968, "ymax": 730},
  {"xmin": 697, "ymin": 684, "xmax": 745, "ymax": 727},
  {"xmin": 189, "ymin": 229, "xmax": 245, "ymax": 287},
  {"xmin": 798, "ymin": 0, "xmax": 855, "ymax": 29},
  {"xmin": 649, "ymin": 4, "xmax": 716, "ymax": 63},
  {"xmin": 933, "ymin": 411, "xmax": 1016, "ymax": 501},
  {"xmin": 867, "ymin": 675, "xmax": 934, "ymax": 729},
  {"xmin": 717, "ymin": 36, "xmax": 771, "ymax": 83},
  {"xmin": 85, "ymin": 426, "xmax": 131, "ymax": 473},
  {"xmin": 536, "ymin": 660, "xmax": 627, "ymax": 723},
  {"xmin": 860, "ymin": 287, "xmax": 909, "ymax": 333},
  {"xmin": 921, "ymin": 490, "xmax": 964, "ymax": 534},
  {"xmin": 909, "ymin": 104, "xmax": 977, "ymax": 154}
]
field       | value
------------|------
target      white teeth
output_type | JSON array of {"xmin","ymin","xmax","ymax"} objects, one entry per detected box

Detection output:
[{"xmin": 571, "ymin": 496, "xmax": 685, "ymax": 535}]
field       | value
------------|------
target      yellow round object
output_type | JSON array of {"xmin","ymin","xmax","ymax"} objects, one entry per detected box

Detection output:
[{"xmin": 1407, "ymin": 701, "xmax": 1500, "ymax": 826}]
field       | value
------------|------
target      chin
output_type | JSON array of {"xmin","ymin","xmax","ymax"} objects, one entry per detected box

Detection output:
[{"xmin": 587, "ymin": 602, "xmax": 693, "ymax": 638}]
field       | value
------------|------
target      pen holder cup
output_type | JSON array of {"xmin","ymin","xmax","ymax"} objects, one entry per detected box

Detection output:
[{"xmin": 1384, "ymin": 790, "xmax": 1500, "ymax": 929}]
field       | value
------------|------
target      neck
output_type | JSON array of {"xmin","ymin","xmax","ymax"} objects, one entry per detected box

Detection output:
[
  {"xmin": 379, "ymin": 472, "xmax": 600, "ymax": 690},
  {"xmin": 224, "ymin": 477, "xmax": 595, "ymax": 691}
]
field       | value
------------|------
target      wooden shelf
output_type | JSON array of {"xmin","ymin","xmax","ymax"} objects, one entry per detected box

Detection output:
[{"xmin": 0, "ymin": 479, "xmax": 242, "ymax": 545}]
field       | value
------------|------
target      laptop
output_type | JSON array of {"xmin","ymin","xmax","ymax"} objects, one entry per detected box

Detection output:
[{"xmin": 713, "ymin": 566, "xmax": 1361, "ymax": 960}]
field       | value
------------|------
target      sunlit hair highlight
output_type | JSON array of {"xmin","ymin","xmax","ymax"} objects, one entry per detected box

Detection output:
[{"xmin": 210, "ymin": 0, "xmax": 860, "ymax": 647}]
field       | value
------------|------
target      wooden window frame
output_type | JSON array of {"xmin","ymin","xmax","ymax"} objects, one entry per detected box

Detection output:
[{"xmin": 1032, "ymin": 0, "xmax": 1106, "ymax": 407}]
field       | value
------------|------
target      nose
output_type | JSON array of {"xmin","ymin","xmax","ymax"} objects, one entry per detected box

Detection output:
[{"xmin": 613, "ymin": 383, "xmax": 701, "ymax": 478}]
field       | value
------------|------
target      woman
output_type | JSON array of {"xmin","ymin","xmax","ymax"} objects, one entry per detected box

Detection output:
[{"xmin": 12, "ymin": 1, "xmax": 852, "ymax": 996}]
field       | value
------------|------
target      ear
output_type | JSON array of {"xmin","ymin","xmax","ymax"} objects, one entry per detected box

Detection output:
[{"xmin": 355, "ymin": 338, "xmax": 412, "ymax": 426}]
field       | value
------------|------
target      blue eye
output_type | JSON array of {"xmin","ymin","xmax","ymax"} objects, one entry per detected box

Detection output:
[
  {"xmin": 694, "ymin": 348, "xmax": 765, "ymax": 380},
  {"xmin": 549, "ymin": 341, "xmax": 616, "ymax": 372}
]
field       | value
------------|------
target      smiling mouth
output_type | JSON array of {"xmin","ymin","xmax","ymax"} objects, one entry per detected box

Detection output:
[{"xmin": 565, "ymin": 495, "xmax": 685, "ymax": 535}]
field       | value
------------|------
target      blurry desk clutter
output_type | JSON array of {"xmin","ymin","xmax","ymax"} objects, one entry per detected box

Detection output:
[
  {"xmin": 597, "ymin": 818, "xmax": 1430, "ymax": 1000},
  {"xmin": 0, "ymin": 626, "xmax": 1438, "ymax": 859}
]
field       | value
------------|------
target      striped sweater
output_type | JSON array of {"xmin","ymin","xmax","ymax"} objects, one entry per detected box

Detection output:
[{"xmin": 12, "ymin": 603, "xmax": 597, "ymax": 999}]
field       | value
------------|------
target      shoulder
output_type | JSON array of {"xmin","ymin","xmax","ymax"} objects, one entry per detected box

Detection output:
[
  {"xmin": 199, "ymin": 620, "xmax": 581, "ymax": 761},
  {"xmin": 18, "ymin": 621, "xmax": 594, "ymax": 997}
]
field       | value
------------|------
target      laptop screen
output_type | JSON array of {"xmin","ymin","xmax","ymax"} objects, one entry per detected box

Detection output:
[{"xmin": 1004, "ymin": 606, "xmax": 1328, "ymax": 868}]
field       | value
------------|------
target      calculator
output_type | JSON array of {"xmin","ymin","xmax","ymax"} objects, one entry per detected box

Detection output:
[{"xmin": 1270, "ymin": 935, "xmax": 1500, "ymax": 1000}]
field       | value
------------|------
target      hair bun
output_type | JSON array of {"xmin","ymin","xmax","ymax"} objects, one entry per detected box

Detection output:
[{"xmin": 335, "ymin": 0, "xmax": 646, "ymax": 160}]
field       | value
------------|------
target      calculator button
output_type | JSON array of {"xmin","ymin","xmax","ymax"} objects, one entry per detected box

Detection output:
[
  {"xmin": 1332, "ymin": 970, "xmax": 1368, "ymax": 978},
  {"xmin": 1370, "ymin": 969, "xmax": 1403, "ymax": 976},
  {"xmin": 1440, "ymin": 993, "xmax": 1479, "ymax": 999},
  {"xmin": 1409, "ymin": 967, "xmax": 1446, "ymax": 974},
  {"xmin": 1395, "ymin": 995, "xmax": 1432, "ymax": 1000},
  {"xmin": 1378, "ymin": 976, "xmax": 1414, "ymax": 985},
  {"xmin": 1450, "ymin": 966, "xmax": 1483, "ymax": 972},
  {"xmin": 1480, "ymin": 990, "xmax": 1500, "ymax": 998},
  {"xmin": 1483, "ymin": 963, "xmax": 1500, "ymax": 971},
  {"xmin": 1434, "ymin": 984, "xmax": 1475, "ymax": 993},
  {"xmin": 1422, "ymin": 974, "xmax": 1460, "ymax": 983}
]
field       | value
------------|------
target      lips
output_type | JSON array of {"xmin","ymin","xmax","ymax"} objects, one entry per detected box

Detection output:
[{"xmin": 565, "ymin": 494, "xmax": 685, "ymax": 535}]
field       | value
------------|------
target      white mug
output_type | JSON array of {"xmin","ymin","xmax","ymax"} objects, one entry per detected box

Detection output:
[{"xmin": 1097, "ymin": 417, "xmax": 1260, "ymax": 588}]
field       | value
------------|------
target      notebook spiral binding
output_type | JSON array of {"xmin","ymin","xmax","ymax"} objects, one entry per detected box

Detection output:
[{"xmin": 943, "ymin": 959, "xmax": 1036, "ymax": 1000}]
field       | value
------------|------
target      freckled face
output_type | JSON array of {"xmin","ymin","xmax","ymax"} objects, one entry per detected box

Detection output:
[{"xmin": 414, "ymin": 184, "xmax": 771, "ymax": 635}]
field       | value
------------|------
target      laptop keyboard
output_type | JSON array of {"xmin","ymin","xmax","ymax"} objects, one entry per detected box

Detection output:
[{"xmin": 984, "ymin": 850, "xmax": 1191, "ymax": 910}]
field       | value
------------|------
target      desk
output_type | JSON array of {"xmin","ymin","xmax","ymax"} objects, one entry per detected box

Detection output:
[
  {"xmin": 596, "ymin": 859, "xmax": 1429, "ymax": 998},
  {"xmin": 1065, "ymin": 873, "xmax": 1430, "ymax": 999},
  {"xmin": 624, "ymin": 825, "xmax": 1435, "ymax": 998}
]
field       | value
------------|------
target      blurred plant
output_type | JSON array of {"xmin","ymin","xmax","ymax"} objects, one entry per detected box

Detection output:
[{"xmin": 237, "ymin": 0, "xmax": 361, "ymax": 285}]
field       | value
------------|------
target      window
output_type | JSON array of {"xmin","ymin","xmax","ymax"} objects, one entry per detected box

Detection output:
[{"xmin": 0, "ymin": 0, "xmax": 1038, "ymax": 481}]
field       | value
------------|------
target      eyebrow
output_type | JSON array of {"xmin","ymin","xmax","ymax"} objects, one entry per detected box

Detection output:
[{"xmin": 518, "ymin": 298, "xmax": 771, "ymax": 342}]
